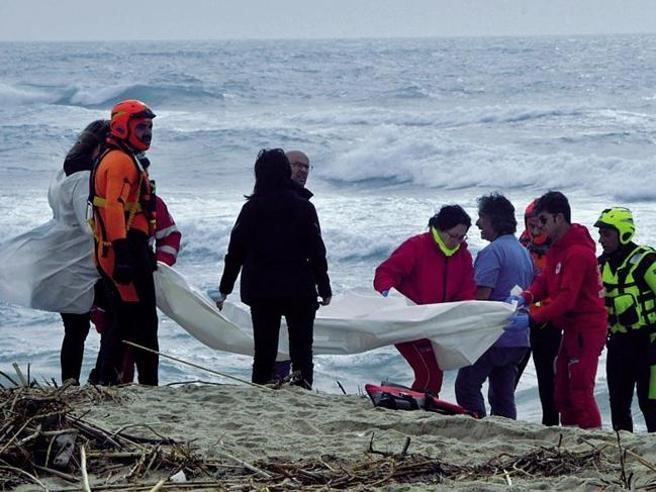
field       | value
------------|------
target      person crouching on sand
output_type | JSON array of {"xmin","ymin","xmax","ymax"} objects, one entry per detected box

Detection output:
[
  {"xmin": 216, "ymin": 149, "xmax": 332, "ymax": 389},
  {"xmin": 373, "ymin": 205, "xmax": 476, "ymax": 396}
]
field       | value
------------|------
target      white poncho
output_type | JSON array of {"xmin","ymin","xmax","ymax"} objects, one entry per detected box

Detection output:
[{"xmin": 0, "ymin": 170, "xmax": 97, "ymax": 314}]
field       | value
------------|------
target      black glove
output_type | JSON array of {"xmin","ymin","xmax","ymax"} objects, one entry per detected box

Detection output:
[{"xmin": 112, "ymin": 239, "xmax": 135, "ymax": 285}]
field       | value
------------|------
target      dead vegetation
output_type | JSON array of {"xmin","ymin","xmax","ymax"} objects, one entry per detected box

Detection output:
[{"xmin": 1, "ymin": 374, "xmax": 655, "ymax": 491}]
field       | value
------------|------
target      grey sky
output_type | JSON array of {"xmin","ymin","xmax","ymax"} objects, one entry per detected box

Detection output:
[{"xmin": 1, "ymin": 0, "xmax": 655, "ymax": 41}]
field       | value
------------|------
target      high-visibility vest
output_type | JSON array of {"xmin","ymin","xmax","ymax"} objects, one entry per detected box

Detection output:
[{"xmin": 600, "ymin": 245, "xmax": 656, "ymax": 334}]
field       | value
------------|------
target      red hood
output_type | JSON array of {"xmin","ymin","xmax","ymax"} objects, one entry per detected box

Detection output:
[{"xmin": 551, "ymin": 223, "xmax": 596, "ymax": 253}]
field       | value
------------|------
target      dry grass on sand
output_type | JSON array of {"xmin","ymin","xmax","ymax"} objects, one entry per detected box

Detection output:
[{"xmin": 1, "ymin": 380, "xmax": 655, "ymax": 490}]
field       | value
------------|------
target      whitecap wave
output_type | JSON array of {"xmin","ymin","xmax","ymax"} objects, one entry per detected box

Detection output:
[
  {"xmin": 59, "ymin": 83, "xmax": 225, "ymax": 108},
  {"xmin": 0, "ymin": 83, "xmax": 57, "ymax": 105},
  {"xmin": 316, "ymin": 120, "xmax": 656, "ymax": 201},
  {"xmin": 175, "ymin": 217, "xmax": 399, "ymax": 266}
]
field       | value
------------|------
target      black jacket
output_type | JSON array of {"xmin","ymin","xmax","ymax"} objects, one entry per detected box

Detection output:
[
  {"xmin": 291, "ymin": 181, "xmax": 314, "ymax": 201},
  {"xmin": 219, "ymin": 187, "xmax": 331, "ymax": 305}
]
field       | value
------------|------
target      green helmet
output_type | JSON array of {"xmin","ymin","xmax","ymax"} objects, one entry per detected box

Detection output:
[{"xmin": 594, "ymin": 207, "xmax": 635, "ymax": 245}]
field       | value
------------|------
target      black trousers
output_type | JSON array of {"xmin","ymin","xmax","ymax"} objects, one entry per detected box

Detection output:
[
  {"xmin": 515, "ymin": 321, "xmax": 562, "ymax": 426},
  {"xmin": 59, "ymin": 312, "xmax": 90, "ymax": 383},
  {"xmin": 607, "ymin": 332, "xmax": 656, "ymax": 432},
  {"xmin": 60, "ymin": 281, "xmax": 107, "ymax": 384},
  {"xmin": 97, "ymin": 233, "xmax": 159, "ymax": 386},
  {"xmin": 530, "ymin": 322, "xmax": 562, "ymax": 426},
  {"xmin": 249, "ymin": 298, "xmax": 317, "ymax": 388}
]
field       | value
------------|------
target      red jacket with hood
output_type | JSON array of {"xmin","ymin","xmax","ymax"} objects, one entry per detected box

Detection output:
[
  {"xmin": 523, "ymin": 224, "xmax": 606, "ymax": 331},
  {"xmin": 154, "ymin": 196, "xmax": 181, "ymax": 266},
  {"xmin": 374, "ymin": 232, "xmax": 476, "ymax": 305}
]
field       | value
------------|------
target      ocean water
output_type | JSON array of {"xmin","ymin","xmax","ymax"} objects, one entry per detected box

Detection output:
[{"xmin": 1, "ymin": 36, "xmax": 656, "ymax": 429}]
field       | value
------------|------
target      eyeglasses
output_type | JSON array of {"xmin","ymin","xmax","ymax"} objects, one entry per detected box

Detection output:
[
  {"xmin": 538, "ymin": 213, "xmax": 556, "ymax": 225},
  {"xmin": 447, "ymin": 232, "xmax": 468, "ymax": 242},
  {"xmin": 290, "ymin": 161, "xmax": 312, "ymax": 171}
]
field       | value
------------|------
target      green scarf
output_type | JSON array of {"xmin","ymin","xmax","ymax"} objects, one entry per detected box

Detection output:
[{"xmin": 431, "ymin": 226, "xmax": 460, "ymax": 257}]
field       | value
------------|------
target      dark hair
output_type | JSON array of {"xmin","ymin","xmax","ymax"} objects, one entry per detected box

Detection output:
[
  {"xmin": 63, "ymin": 119, "xmax": 110, "ymax": 175},
  {"xmin": 248, "ymin": 148, "xmax": 291, "ymax": 198},
  {"xmin": 428, "ymin": 204, "xmax": 471, "ymax": 231},
  {"xmin": 68, "ymin": 120, "xmax": 109, "ymax": 158},
  {"xmin": 535, "ymin": 191, "xmax": 571, "ymax": 223},
  {"xmin": 477, "ymin": 192, "xmax": 517, "ymax": 235}
]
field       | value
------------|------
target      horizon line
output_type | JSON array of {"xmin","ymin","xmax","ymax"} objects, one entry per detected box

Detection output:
[{"xmin": 1, "ymin": 31, "xmax": 656, "ymax": 44}]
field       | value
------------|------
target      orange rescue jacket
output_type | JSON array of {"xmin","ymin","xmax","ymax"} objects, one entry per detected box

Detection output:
[{"xmin": 92, "ymin": 147, "xmax": 154, "ymax": 301}]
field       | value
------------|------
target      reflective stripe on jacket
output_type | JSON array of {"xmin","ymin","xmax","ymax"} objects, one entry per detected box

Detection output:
[
  {"xmin": 154, "ymin": 196, "xmax": 181, "ymax": 266},
  {"xmin": 600, "ymin": 245, "xmax": 656, "ymax": 334},
  {"xmin": 92, "ymin": 149, "xmax": 153, "ymax": 244},
  {"xmin": 92, "ymin": 148, "xmax": 154, "ymax": 302}
]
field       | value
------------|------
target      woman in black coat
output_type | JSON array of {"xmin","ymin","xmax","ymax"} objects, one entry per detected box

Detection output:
[{"xmin": 217, "ymin": 149, "xmax": 332, "ymax": 389}]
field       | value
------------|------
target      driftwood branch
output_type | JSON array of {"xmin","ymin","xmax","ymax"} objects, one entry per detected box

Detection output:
[
  {"xmin": 0, "ymin": 384, "xmax": 646, "ymax": 491},
  {"xmin": 80, "ymin": 445, "xmax": 91, "ymax": 492}
]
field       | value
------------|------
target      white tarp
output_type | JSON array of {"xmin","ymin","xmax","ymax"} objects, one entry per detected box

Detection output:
[
  {"xmin": 154, "ymin": 263, "xmax": 514, "ymax": 370},
  {"xmin": 0, "ymin": 170, "xmax": 97, "ymax": 314},
  {"xmin": 0, "ymin": 183, "xmax": 514, "ymax": 369}
]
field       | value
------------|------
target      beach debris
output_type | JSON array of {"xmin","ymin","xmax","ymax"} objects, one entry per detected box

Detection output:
[
  {"xmin": 236, "ymin": 442, "xmax": 618, "ymax": 490},
  {"xmin": 169, "ymin": 470, "xmax": 186, "ymax": 482},
  {"xmin": 0, "ymin": 362, "xmax": 39, "ymax": 389},
  {"xmin": 0, "ymin": 384, "xmax": 222, "ymax": 490},
  {"xmin": 616, "ymin": 429, "xmax": 630, "ymax": 488},
  {"xmin": 12, "ymin": 362, "xmax": 29, "ymax": 387},
  {"xmin": 1, "ymin": 384, "xmax": 654, "ymax": 490},
  {"xmin": 368, "ymin": 432, "xmax": 412, "ymax": 457},
  {"xmin": 52, "ymin": 433, "xmax": 76, "ymax": 467}
]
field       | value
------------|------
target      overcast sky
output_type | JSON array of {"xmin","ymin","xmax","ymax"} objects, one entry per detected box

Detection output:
[{"xmin": 1, "ymin": 0, "xmax": 655, "ymax": 42}]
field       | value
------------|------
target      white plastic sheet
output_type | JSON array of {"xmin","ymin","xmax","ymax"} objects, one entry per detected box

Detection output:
[
  {"xmin": 0, "ymin": 170, "xmax": 97, "ymax": 314},
  {"xmin": 154, "ymin": 263, "xmax": 513, "ymax": 369}
]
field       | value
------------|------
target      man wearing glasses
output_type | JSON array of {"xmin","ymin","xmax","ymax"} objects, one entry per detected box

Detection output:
[
  {"xmin": 508, "ymin": 191, "xmax": 607, "ymax": 428},
  {"xmin": 287, "ymin": 150, "xmax": 312, "ymax": 191},
  {"xmin": 270, "ymin": 150, "xmax": 314, "ymax": 382}
]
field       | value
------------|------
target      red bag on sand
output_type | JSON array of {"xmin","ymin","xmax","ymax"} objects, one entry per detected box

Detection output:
[{"xmin": 365, "ymin": 383, "xmax": 479, "ymax": 418}]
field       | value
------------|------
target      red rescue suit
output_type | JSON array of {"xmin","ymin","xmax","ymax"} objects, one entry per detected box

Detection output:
[
  {"xmin": 522, "ymin": 224, "xmax": 607, "ymax": 428},
  {"xmin": 153, "ymin": 196, "xmax": 181, "ymax": 266},
  {"xmin": 374, "ymin": 232, "xmax": 476, "ymax": 395}
]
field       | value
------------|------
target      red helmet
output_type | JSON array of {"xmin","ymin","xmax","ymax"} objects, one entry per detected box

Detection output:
[
  {"xmin": 524, "ymin": 198, "xmax": 548, "ymax": 245},
  {"xmin": 110, "ymin": 99, "xmax": 156, "ymax": 151},
  {"xmin": 524, "ymin": 199, "xmax": 538, "ymax": 218}
]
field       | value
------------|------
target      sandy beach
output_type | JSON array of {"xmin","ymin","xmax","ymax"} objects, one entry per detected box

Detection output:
[{"xmin": 7, "ymin": 382, "xmax": 654, "ymax": 491}]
